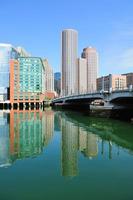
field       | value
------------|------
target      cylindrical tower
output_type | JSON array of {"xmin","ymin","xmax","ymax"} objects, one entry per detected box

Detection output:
[
  {"xmin": 61, "ymin": 29, "xmax": 78, "ymax": 96},
  {"xmin": 82, "ymin": 47, "xmax": 98, "ymax": 92}
]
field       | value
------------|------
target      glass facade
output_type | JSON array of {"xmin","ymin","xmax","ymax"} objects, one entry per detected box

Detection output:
[
  {"xmin": 15, "ymin": 57, "xmax": 45, "ymax": 101},
  {"xmin": 0, "ymin": 44, "xmax": 19, "ymax": 101}
]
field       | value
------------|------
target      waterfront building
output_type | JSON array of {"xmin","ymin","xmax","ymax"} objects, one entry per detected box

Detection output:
[
  {"xmin": 43, "ymin": 59, "xmax": 55, "ymax": 99},
  {"xmin": 43, "ymin": 59, "xmax": 54, "ymax": 92},
  {"xmin": 10, "ymin": 57, "xmax": 45, "ymax": 107},
  {"xmin": 54, "ymin": 72, "xmax": 61, "ymax": 96},
  {"xmin": 0, "ymin": 44, "xmax": 19, "ymax": 101},
  {"xmin": 77, "ymin": 58, "xmax": 87, "ymax": 94},
  {"xmin": 122, "ymin": 73, "xmax": 133, "ymax": 88},
  {"xmin": 97, "ymin": 74, "xmax": 127, "ymax": 92},
  {"xmin": 81, "ymin": 47, "xmax": 98, "ymax": 92},
  {"xmin": 61, "ymin": 29, "xmax": 78, "ymax": 96}
]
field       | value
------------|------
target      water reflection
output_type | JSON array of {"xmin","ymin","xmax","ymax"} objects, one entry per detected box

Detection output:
[
  {"xmin": 0, "ymin": 110, "xmax": 133, "ymax": 178},
  {"xmin": 60, "ymin": 111, "xmax": 133, "ymax": 176},
  {"xmin": 0, "ymin": 112, "xmax": 10, "ymax": 167},
  {"xmin": 0, "ymin": 110, "xmax": 54, "ymax": 167},
  {"xmin": 61, "ymin": 118, "xmax": 79, "ymax": 177}
]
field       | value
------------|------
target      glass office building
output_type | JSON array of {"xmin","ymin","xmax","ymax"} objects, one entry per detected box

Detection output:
[
  {"xmin": 0, "ymin": 44, "xmax": 19, "ymax": 101},
  {"xmin": 10, "ymin": 57, "xmax": 45, "ymax": 103}
]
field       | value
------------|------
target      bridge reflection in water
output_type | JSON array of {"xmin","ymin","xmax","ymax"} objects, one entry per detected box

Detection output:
[{"xmin": 0, "ymin": 110, "xmax": 133, "ymax": 178}]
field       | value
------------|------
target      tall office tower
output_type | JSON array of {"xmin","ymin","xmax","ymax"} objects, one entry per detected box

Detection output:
[
  {"xmin": 43, "ymin": 59, "xmax": 54, "ymax": 92},
  {"xmin": 77, "ymin": 58, "xmax": 87, "ymax": 94},
  {"xmin": 0, "ymin": 44, "xmax": 19, "ymax": 101},
  {"xmin": 61, "ymin": 29, "xmax": 78, "ymax": 96},
  {"xmin": 81, "ymin": 47, "xmax": 98, "ymax": 92},
  {"xmin": 54, "ymin": 72, "xmax": 61, "ymax": 95}
]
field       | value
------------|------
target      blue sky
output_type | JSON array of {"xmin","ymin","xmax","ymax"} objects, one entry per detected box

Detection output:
[{"xmin": 0, "ymin": 0, "xmax": 133, "ymax": 75}]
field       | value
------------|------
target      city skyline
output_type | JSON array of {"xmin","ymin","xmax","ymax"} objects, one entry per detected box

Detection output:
[{"xmin": 0, "ymin": 0, "xmax": 133, "ymax": 75}]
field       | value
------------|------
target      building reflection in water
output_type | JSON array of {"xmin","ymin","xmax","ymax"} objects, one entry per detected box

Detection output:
[
  {"xmin": 10, "ymin": 110, "xmax": 44, "ymax": 160},
  {"xmin": 0, "ymin": 111, "xmax": 11, "ymax": 167},
  {"xmin": 79, "ymin": 128, "xmax": 98, "ymax": 158},
  {"xmin": 0, "ymin": 110, "xmax": 132, "ymax": 178},
  {"xmin": 61, "ymin": 116, "xmax": 99, "ymax": 177},
  {"xmin": 0, "ymin": 109, "xmax": 55, "ymax": 167},
  {"xmin": 42, "ymin": 110, "xmax": 54, "ymax": 147},
  {"xmin": 61, "ymin": 118, "xmax": 79, "ymax": 177},
  {"xmin": 60, "ymin": 112, "xmax": 131, "ymax": 177}
]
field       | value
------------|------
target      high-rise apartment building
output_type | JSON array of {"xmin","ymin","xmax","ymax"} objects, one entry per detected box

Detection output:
[
  {"xmin": 77, "ymin": 58, "xmax": 87, "ymax": 94},
  {"xmin": 10, "ymin": 57, "xmax": 45, "ymax": 106},
  {"xmin": 61, "ymin": 29, "xmax": 78, "ymax": 96},
  {"xmin": 81, "ymin": 47, "xmax": 98, "ymax": 92},
  {"xmin": 0, "ymin": 44, "xmax": 19, "ymax": 101}
]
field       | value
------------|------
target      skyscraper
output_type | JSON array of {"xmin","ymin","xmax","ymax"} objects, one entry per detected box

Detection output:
[
  {"xmin": 77, "ymin": 58, "xmax": 87, "ymax": 94},
  {"xmin": 82, "ymin": 47, "xmax": 98, "ymax": 92},
  {"xmin": 54, "ymin": 72, "xmax": 61, "ymax": 95},
  {"xmin": 0, "ymin": 44, "xmax": 19, "ymax": 101},
  {"xmin": 43, "ymin": 59, "xmax": 54, "ymax": 92},
  {"xmin": 61, "ymin": 29, "xmax": 78, "ymax": 96}
]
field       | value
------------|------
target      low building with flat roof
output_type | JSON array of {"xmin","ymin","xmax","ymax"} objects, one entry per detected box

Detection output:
[
  {"xmin": 97, "ymin": 74, "xmax": 127, "ymax": 92},
  {"xmin": 122, "ymin": 73, "xmax": 133, "ymax": 88}
]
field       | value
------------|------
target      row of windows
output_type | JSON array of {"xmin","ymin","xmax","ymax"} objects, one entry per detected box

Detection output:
[{"xmin": 14, "ymin": 97, "xmax": 40, "ymax": 100}]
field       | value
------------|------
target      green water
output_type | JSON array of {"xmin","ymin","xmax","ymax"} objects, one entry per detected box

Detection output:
[{"xmin": 0, "ymin": 109, "xmax": 133, "ymax": 200}]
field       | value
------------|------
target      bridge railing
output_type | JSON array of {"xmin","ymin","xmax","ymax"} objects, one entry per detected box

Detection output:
[{"xmin": 53, "ymin": 85, "xmax": 133, "ymax": 101}]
